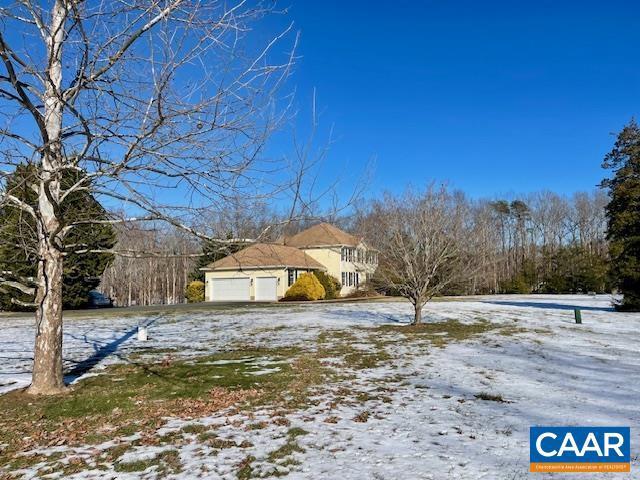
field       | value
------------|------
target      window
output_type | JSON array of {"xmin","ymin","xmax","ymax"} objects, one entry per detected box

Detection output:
[
  {"xmin": 356, "ymin": 273, "xmax": 359, "ymax": 286},
  {"xmin": 348, "ymin": 272, "xmax": 353, "ymax": 286},
  {"xmin": 342, "ymin": 247, "xmax": 360, "ymax": 263},
  {"xmin": 288, "ymin": 269, "xmax": 295, "ymax": 286},
  {"xmin": 342, "ymin": 272, "xmax": 346, "ymax": 286}
]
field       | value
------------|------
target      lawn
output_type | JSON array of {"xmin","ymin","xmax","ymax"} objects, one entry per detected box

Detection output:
[{"xmin": 1, "ymin": 295, "xmax": 638, "ymax": 479}]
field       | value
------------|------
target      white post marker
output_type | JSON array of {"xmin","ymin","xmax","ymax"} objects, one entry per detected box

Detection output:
[{"xmin": 138, "ymin": 324, "xmax": 148, "ymax": 341}]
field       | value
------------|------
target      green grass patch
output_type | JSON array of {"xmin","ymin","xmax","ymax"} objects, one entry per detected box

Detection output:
[
  {"xmin": 317, "ymin": 330, "xmax": 391, "ymax": 370},
  {"xmin": 3, "ymin": 347, "xmax": 299, "ymax": 421},
  {"xmin": 287, "ymin": 427, "xmax": 308, "ymax": 438},
  {"xmin": 114, "ymin": 449, "xmax": 182, "ymax": 474},
  {"xmin": 237, "ymin": 455, "xmax": 256, "ymax": 480},
  {"xmin": 263, "ymin": 428, "xmax": 308, "ymax": 474},
  {"xmin": 474, "ymin": 392, "xmax": 507, "ymax": 403},
  {"xmin": 267, "ymin": 440, "xmax": 305, "ymax": 463},
  {"xmin": 0, "ymin": 346, "xmax": 329, "ymax": 473},
  {"xmin": 374, "ymin": 319, "xmax": 505, "ymax": 347},
  {"xmin": 181, "ymin": 423, "xmax": 207, "ymax": 435}
]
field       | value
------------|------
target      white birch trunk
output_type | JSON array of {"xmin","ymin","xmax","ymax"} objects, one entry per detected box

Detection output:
[{"xmin": 27, "ymin": 0, "xmax": 67, "ymax": 395}]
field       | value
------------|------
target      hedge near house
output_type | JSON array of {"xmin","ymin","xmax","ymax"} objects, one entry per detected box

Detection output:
[
  {"xmin": 314, "ymin": 271, "xmax": 341, "ymax": 299},
  {"xmin": 284, "ymin": 273, "xmax": 326, "ymax": 301},
  {"xmin": 185, "ymin": 281, "xmax": 205, "ymax": 303}
]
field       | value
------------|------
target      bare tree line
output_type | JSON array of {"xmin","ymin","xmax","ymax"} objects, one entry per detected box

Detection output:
[
  {"xmin": 353, "ymin": 187, "xmax": 609, "ymax": 297},
  {"xmin": 474, "ymin": 189, "xmax": 608, "ymax": 294},
  {"xmin": 99, "ymin": 225, "xmax": 197, "ymax": 307}
]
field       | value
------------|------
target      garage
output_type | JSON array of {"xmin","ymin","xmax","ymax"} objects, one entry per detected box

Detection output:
[
  {"xmin": 255, "ymin": 277, "xmax": 278, "ymax": 301},
  {"xmin": 202, "ymin": 243, "xmax": 327, "ymax": 301},
  {"xmin": 210, "ymin": 278, "xmax": 250, "ymax": 301}
]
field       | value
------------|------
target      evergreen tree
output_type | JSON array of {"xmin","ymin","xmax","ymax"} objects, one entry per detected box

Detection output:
[
  {"xmin": 0, "ymin": 166, "xmax": 116, "ymax": 310},
  {"xmin": 539, "ymin": 246, "xmax": 609, "ymax": 294},
  {"xmin": 601, "ymin": 120, "xmax": 640, "ymax": 310}
]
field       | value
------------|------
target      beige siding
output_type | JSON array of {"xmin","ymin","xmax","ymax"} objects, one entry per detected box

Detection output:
[
  {"xmin": 302, "ymin": 247, "xmax": 342, "ymax": 279},
  {"xmin": 302, "ymin": 243, "xmax": 378, "ymax": 296},
  {"xmin": 205, "ymin": 268, "xmax": 287, "ymax": 301},
  {"xmin": 204, "ymin": 240, "xmax": 378, "ymax": 301}
]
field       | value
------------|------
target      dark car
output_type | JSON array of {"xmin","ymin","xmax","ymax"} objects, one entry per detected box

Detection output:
[{"xmin": 88, "ymin": 291, "xmax": 113, "ymax": 308}]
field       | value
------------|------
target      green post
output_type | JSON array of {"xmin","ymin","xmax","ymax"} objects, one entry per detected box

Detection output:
[{"xmin": 574, "ymin": 309, "xmax": 582, "ymax": 324}]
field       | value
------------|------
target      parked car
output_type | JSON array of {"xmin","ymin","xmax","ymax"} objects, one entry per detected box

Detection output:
[{"xmin": 88, "ymin": 291, "xmax": 113, "ymax": 308}]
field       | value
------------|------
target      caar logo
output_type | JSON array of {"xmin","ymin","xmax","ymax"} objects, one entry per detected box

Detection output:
[{"xmin": 530, "ymin": 426, "xmax": 630, "ymax": 473}]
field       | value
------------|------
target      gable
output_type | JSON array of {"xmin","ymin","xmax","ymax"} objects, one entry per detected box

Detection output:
[
  {"xmin": 202, "ymin": 243, "xmax": 325, "ymax": 271},
  {"xmin": 284, "ymin": 223, "xmax": 361, "ymax": 248}
]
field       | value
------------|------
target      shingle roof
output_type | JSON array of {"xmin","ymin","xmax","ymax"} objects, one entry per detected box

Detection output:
[
  {"xmin": 202, "ymin": 243, "xmax": 325, "ymax": 271},
  {"xmin": 284, "ymin": 223, "xmax": 361, "ymax": 248}
]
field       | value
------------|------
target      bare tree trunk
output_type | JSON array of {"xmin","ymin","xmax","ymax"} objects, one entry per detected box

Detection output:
[
  {"xmin": 413, "ymin": 298, "xmax": 423, "ymax": 325},
  {"xmin": 29, "ymin": 241, "xmax": 65, "ymax": 394},
  {"xmin": 26, "ymin": 0, "xmax": 66, "ymax": 395}
]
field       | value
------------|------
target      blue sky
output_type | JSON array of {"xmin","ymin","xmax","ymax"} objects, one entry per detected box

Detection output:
[{"xmin": 267, "ymin": 0, "xmax": 640, "ymax": 199}]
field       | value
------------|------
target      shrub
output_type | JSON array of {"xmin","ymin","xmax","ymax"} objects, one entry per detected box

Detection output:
[
  {"xmin": 342, "ymin": 283, "xmax": 380, "ymax": 299},
  {"xmin": 313, "ymin": 271, "xmax": 341, "ymax": 299},
  {"xmin": 500, "ymin": 274, "xmax": 531, "ymax": 294},
  {"xmin": 283, "ymin": 272, "xmax": 325, "ymax": 301},
  {"xmin": 185, "ymin": 280, "xmax": 205, "ymax": 303},
  {"xmin": 365, "ymin": 271, "xmax": 403, "ymax": 296}
]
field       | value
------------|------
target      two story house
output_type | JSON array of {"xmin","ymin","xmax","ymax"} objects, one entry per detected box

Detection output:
[
  {"xmin": 282, "ymin": 223, "xmax": 378, "ymax": 296},
  {"xmin": 201, "ymin": 223, "xmax": 378, "ymax": 301}
]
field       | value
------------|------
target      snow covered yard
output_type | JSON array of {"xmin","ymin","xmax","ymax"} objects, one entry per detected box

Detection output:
[{"xmin": 1, "ymin": 295, "xmax": 639, "ymax": 479}]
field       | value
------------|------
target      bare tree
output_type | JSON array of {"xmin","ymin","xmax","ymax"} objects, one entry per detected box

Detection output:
[
  {"xmin": 368, "ymin": 186, "xmax": 478, "ymax": 324},
  {"xmin": 0, "ymin": 1, "xmax": 301, "ymax": 394},
  {"xmin": 100, "ymin": 224, "xmax": 198, "ymax": 306}
]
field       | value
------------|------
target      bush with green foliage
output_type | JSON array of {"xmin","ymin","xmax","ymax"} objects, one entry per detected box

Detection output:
[
  {"xmin": 342, "ymin": 284, "xmax": 380, "ymax": 298},
  {"xmin": 500, "ymin": 274, "xmax": 532, "ymax": 294},
  {"xmin": 283, "ymin": 272, "xmax": 325, "ymax": 301},
  {"xmin": 185, "ymin": 281, "xmax": 205, "ymax": 303},
  {"xmin": 313, "ymin": 271, "xmax": 341, "ymax": 299},
  {"xmin": 367, "ymin": 271, "xmax": 402, "ymax": 296}
]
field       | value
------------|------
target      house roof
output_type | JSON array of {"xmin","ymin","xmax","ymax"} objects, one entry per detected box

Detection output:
[
  {"xmin": 284, "ymin": 222, "xmax": 362, "ymax": 248},
  {"xmin": 202, "ymin": 243, "xmax": 326, "ymax": 271}
]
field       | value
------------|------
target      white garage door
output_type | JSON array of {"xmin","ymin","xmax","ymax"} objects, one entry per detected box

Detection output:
[
  {"xmin": 210, "ymin": 278, "xmax": 250, "ymax": 301},
  {"xmin": 255, "ymin": 277, "xmax": 278, "ymax": 301}
]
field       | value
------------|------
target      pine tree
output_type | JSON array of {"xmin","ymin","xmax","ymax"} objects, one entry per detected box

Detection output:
[
  {"xmin": 0, "ymin": 166, "xmax": 116, "ymax": 310},
  {"xmin": 601, "ymin": 120, "xmax": 640, "ymax": 310}
]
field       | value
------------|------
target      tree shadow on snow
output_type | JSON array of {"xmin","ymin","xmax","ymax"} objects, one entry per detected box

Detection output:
[
  {"xmin": 482, "ymin": 300, "xmax": 614, "ymax": 313},
  {"xmin": 326, "ymin": 308, "xmax": 411, "ymax": 325},
  {"xmin": 421, "ymin": 339, "xmax": 639, "ymax": 428},
  {"xmin": 64, "ymin": 315, "xmax": 162, "ymax": 382}
]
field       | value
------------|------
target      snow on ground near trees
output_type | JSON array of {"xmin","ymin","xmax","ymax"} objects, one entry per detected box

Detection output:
[{"xmin": 1, "ymin": 294, "xmax": 639, "ymax": 479}]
